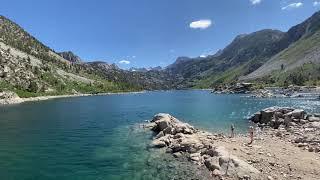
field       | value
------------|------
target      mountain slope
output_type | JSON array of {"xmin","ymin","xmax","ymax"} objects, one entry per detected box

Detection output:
[
  {"xmin": 165, "ymin": 29, "xmax": 288, "ymax": 88},
  {"xmin": 0, "ymin": 14, "xmax": 181, "ymax": 97},
  {"xmin": 164, "ymin": 11, "xmax": 320, "ymax": 88},
  {"xmin": 242, "ymin": 11, "xmax": 320, "ymax": 85},
  {"xmin": 0, "ymin": 15, "xmax": 144, "ymax": 97},
  {"xmin": 243, "ymin": 29, "xmax": 320, "ymax": 81}
]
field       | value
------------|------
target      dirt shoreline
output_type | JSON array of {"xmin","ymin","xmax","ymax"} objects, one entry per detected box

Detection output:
[{"xmin": 215, "ymin": 129, "xmax": 320, "ymax": 180}]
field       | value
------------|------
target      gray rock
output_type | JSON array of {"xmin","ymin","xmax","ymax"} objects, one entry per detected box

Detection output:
[
  {"xmin": 165, "ymin": 148, "xmax": 173, "ymax": 153},
  {"xmin": 152, "ymin": 139, "xmax": 166, "ymax": 148},
  {"xmin": 308, "ymin": 116, "xmax": 320, "ymax": 122},
  {"xmin": 144, "ymin": 122, "xmax": 156, "ymax": 129},
  {"xmin": 173, "ymin": 152, "xmax": 182, "ymax": 158},
  {"xmin": 212, "ymin": 169, "xmax": 222, "ymax": 177},
  {"xmin": 288, "ymin": 122, "xmax": 297, "ymax": 127},
  {"xmin": 163, "ymin": 126, "xmax": 173, "ymax": 135},
  {"xmin": 250, "ymin": 112, "xmax": 261, "ymax": 123},
  {"xmin": 289, "ymin": 109, "xmax": 305, "ymax": 119},
  {"xmin": 171, "ymin": 144, "xmax": 182, "ymax": 153},
  {"xmin": 275, "ymin": 111, "xmax": 284, "ymax": 119},
  {"xmin": 203, "ymin": 148, "xmax": 216, "ymax": 157},
  {"xmin": 189, "ymin": 153, "xmax": 201, "ymax": 162},
  {"xmin": 151, "ymin": 113, "xmax": 171, "ymax": 122},
  {"xmin": 308, "ymin": 146, "xmax": 314, "ymax": 152},
  {"xmin": 299, "ymin": 119, "xmax": 308, "ymax": 124},
  {"xmin": 270, "ymin": 119, "xmax": 282, "ymax": 129},
  {"xmin": 157, "ymin": 120, "xmax": 170, "ymax": 131},
  {"xmin": 204, "ymin": 157, "xmax": 220, "ymax": 171},
  {"xmin": 261, "ymin": 109, "xmax": 275, "ymax": 124},
  {"xmin": 284, "ymin": 115, "xmax": 292, "ymax": 127},
  {"xmin": 155, "ymin": 131, "xmax": 165, "ymax": 139},
  {"xmin": 267, "ymin": 176, "xmax": 274, "ymax": 180}
]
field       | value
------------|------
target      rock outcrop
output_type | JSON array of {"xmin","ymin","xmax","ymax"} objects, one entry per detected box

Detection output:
[
  {"xmin": 249, "ymin": 107, "xmax": 307, "ymax": 127},
  {"xmin": 249, "ymin": 107, "xmax": 320, "ymax": 153},
  {"xmin": 0, "ymin": 91, "xmax": 23, "ymax": 105},
  {"xmin": 145, "ymin": 113, "xmax": 261, "ymax": 179},
  {"xmin": 212, "ymin": 83, "xmax": 254, "ymax": 94}
]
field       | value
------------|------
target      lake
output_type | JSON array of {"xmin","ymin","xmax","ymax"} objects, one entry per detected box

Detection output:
[{"xmin": 0, "ymin": 90, "xmax": 320, "ymax": 179}]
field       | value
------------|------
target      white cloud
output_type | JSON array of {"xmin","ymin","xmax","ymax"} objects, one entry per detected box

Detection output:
[
  {"xmin": 200, "ymin": 55, "xmax": 207, "ymax": 58},
  {"xmin": 314, "ymin": 1, "xmax": 320, "ymax": 6},
  {"xmin": 119, "ymin": 60, "xmax": 130, "ymax": 65},
  {"xmin": 189, "ymin": 19, "xmax": 212, "ymax": 29},
  {"xmin": 281, "ymin": 2, "xmax": 303, "ymax": 10},
  {"xmin": 250, "ymin": 0, "xmax": 262, "ymax": 5}
]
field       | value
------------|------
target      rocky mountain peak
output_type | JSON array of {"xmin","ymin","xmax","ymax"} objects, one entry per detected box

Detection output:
[
  {"xmin": 58, "ymin": 51, "xmax": 82, "ymax": 63},
  {"xmin": 87, "ymin": 61, "xmax": 119, "ymax": 70}
]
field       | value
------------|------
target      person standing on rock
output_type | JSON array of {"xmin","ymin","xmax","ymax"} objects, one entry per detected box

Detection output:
[
  {"xmin": 248, "ymin": 126, "xmax": 254, "ymax": 144},
  {"xmin": 230, "ymin": 124, "xmax": 235, "ymax": 138}
]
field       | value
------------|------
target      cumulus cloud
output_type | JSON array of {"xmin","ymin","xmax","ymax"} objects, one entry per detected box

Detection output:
[
  {"xmin": 189, "ymin": 20, "xmax": 212, "ymax": 29},
  {"xmin": 250, "ymin": 0, "xmax": 262, "ymax": 5},
  {"xmin": 119, "ymin": 60, "xmax": 130, "ymax": 65},
  {"xmin": 281, "ymin": 2, "xmax": 303, "ymax": 10},
  {"xmin": 314, "ymin": 1, "xmax": 320, "ymax": 6}
]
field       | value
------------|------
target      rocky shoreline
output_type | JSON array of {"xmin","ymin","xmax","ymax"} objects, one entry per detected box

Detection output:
[
  {"xmin": 144, "ymin": 110, "xmax": 320, "ymax": 180},
  {"xmin": 144, "ymin": 113, "xmax": 261, "ymax": 180},
  {"xmin": 212, "ymin": 84, "xmax": 320, "ymax": 99},
  {"xmin": 249, "ymin": 107, "xmax": 320, "ymax": 153},
  {"xmin": 0, "ymin": 91, "xmax": 145, "ymax": 105}
]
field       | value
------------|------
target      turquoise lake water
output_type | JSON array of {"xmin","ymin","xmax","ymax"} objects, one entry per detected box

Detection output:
[{"xmin": 1, "ymin": 90, "xmax": 320, "ymax": 179}]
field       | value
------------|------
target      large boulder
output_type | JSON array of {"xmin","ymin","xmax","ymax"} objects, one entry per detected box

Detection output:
[
  {"xmin": 249, "ymin": 112, "xmax": 261, "ymax": 123},
  {"xmin": 284, "ymin": 115, "xmax": 292, "ymax": 127},
  {"xmin": 261, "ymin": 108, "xmax": 275, "ymax": 124},
  {"xmin": 157, "ymin": 120, "xmax": 170, "ymax": 131},
  {"xmin": 289, "ymin": 109, "xmax": 305, "ymax": 119},
  {"xmin": 151, "ymin": 113, "xmax": 196, "ymax": 135},
  {"xmin": 151, "ymin": 113, "xmax": 172, "ymax": 123}
]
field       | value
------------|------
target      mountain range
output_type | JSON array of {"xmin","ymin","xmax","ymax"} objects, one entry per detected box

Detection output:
[{"xmin": 1, "ymin": 11, "xmax": 320, "ymax": 97}]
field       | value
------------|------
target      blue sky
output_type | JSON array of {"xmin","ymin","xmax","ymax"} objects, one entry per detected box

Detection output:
[{"xmin": 0, "ymin": 0, "xmax": 319, "ymax": 69}]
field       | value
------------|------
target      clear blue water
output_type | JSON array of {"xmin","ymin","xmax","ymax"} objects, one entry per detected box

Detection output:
[{"xmin": 0, "ymin": 90, "xmax": 320, "ymax": 179}]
